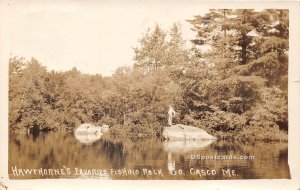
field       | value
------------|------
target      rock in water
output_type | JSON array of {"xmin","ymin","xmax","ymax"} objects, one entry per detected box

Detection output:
[
  {"xmin": 74, "ymin": 123, "xmax": 102, "ymax": 135},
  {"xmin": 74, "ymin": 123, "xmax": 103, "ymax": 144},
  {"xmin": 101, "ymin": 124, "xmax": 110, "ymax": 133},
  {"xmin": 163, "ymin": 124, "xmax": 217, "ymax": 140}
]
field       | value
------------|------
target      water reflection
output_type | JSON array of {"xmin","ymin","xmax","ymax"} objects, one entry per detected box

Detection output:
[
  {"xmin": 9, "ymin": 132, "xmax": 290, "ymax": 179},
  {"xmin": 74, "ymin": 133, "xmax": 102, "ymax": 144},
  {"xmin": 167, "ymin": 152, "xmax": 176, "ymax": 173},
  {"xmin": 163, "ymin": 140, "xmax": 215, "ymax": 153},
  {"xmin": 164, "ymin": 140, "xmax": 216, "ymax": 174}
]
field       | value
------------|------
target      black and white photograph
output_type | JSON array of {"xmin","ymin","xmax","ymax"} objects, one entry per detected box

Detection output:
[{"xmin": 1, "ymin": 0, "xmax": 300, "ymax": 189}]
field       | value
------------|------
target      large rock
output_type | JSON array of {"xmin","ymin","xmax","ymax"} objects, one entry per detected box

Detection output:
[
  {"xmin": 163, "ymin": 124, "xmax": 217, "ymax": 140},
  {"xmin": 74, "ymin": 123, "xmax": 102, "ymax": 135},
  {"xmin": 74, "ymin": 123, "xmax": 103, "ymax": 145},
  {"xmin": 101, "ymin": 124, "xmax": 110, "ymax": 133}
]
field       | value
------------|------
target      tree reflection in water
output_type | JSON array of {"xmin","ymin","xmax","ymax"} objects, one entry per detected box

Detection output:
[{"xmin": 9, "ymin": 132, "xmax": 290, "ymax": 179}]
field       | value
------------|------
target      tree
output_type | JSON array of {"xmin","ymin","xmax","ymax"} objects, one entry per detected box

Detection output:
[
  {"xmin": 9, "ymin": 58, "xmax": 50, "ymax": 131},
  {"xmin": 133, "ymin": 24, "xmax": 167, "ymax": 74},
  {"xmin": 134, "ymin": 24, "xmax": 189, "ymax": 75},
  {"xmin": 188, "ymin": 9, "xmax": 263, "ymax": 65},
  {"xmin": 187, "ymin": 9, "xmax": 236, "ymax": 60}
]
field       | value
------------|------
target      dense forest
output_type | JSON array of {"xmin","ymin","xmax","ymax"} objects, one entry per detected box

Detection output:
[{"xmin": 9, "ymin": 9, "xmax": 288, "ymax": 141}]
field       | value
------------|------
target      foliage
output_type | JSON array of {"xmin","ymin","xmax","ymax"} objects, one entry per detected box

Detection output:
[{"xmin": 9, "ymin": 10, "xmax": 288, "ymax": 141}]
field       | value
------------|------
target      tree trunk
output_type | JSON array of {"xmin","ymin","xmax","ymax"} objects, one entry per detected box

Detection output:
[
  {"xmin": 240, "ymin": 34, "xmax": 247, "ymax": 65},
  {"xmin": 241, "ymin": 44, "xmax": 247, "ymax": 65}
]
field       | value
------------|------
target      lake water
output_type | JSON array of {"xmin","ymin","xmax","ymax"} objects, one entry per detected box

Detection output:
[{"xmin": 9, "ymin": 132, "xmax": 290, "ymax": 180}]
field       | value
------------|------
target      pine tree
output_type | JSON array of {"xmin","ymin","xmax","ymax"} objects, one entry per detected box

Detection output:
[{"xmin": 133, "ymin": 24, "xmax": 167, "ymax": 74}]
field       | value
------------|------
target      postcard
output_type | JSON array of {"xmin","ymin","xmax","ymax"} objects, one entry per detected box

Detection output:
[{"xmin": 1, "ymin": 0, "xmax": 300, "ymax": 190}]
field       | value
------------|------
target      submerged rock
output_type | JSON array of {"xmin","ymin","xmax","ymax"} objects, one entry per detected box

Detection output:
[{"xmin": 163, "ymin": 124, "xmax": 217, "ymax": 140}]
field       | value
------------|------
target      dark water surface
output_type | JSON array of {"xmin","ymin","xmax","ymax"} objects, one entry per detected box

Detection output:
[{"xmin": 9, "ymin": 132, "xmax": 290, "ymax": 180}]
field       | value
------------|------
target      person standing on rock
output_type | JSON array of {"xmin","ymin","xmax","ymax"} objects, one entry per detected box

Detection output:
[{"xmin": 168, "ymin": 105, "xmax": 176, "ymax": 126}]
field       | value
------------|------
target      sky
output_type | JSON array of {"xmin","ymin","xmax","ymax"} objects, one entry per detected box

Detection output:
[{"xmin": 0, "ymin": 0, "xmax": 209, "ymax": 76}]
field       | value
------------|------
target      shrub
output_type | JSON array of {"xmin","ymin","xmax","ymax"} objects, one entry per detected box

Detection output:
[
  {"xmin": 239, "ymin": 125, "xmax": 288, "ymax": 141},
  {"xmin": 110, "ymin": 122, "xmax": 164, "ymax": 137}
]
